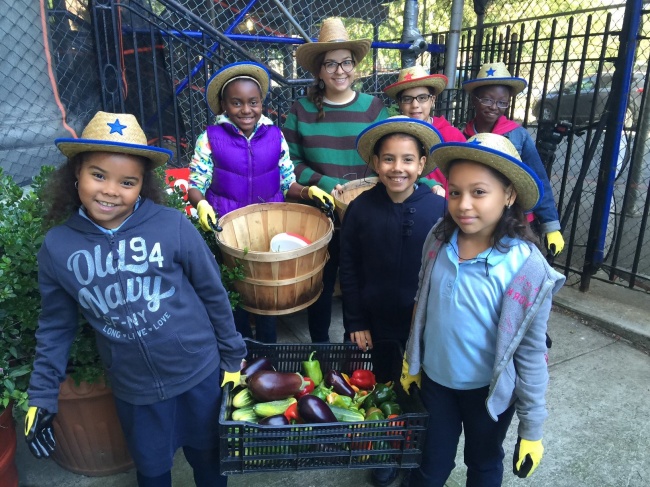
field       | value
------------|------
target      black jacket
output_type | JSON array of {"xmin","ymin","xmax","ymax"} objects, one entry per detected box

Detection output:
[{"xmin": 339, "ymin": 183, "xmax": 446, "ymax": 345}]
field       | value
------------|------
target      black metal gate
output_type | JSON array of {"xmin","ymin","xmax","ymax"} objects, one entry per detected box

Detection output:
[{"xmin": 438, "ymin": 1, "xmax": 650, "ymax": 292}]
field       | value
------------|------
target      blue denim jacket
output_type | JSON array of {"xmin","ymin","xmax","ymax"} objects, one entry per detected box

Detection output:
[{"xmin": 504, "ymin": 126, "xmax": 561, "ymax": 234}]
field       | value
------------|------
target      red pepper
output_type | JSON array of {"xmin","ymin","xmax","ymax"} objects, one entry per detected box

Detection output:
[
  {"xmin": 349, "ymin": 369, "xmax": 376, "ymax": 390},
  {"xmin": 283, "ymin": 402, "xmax": 300, "ymax": 422},
  {"xmin": 294, "ymin": 376, "xmax": 315, "ymax": 399}
]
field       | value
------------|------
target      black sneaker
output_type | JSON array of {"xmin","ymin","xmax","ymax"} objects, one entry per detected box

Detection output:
[{"xmin": 371, "ymin": 467, "xmax": 399, "ymax": 487}]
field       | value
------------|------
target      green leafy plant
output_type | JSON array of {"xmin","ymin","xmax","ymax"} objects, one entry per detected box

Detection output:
[{"xmin": 0, "ymin": 167, "xmax": 51, "ymax": 412}]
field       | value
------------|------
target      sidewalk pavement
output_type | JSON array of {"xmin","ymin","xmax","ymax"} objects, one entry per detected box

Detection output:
[{"xmin": 15, "ymin": 277, "xmax": 650, "ymax": 487}]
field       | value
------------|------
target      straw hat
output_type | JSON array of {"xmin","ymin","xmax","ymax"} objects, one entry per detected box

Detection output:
[
  {"xmin": 462, "ymin": 62, "xmax": 527, "ymax": 96},
  {"xmin": 295, "ymin": 18, "xmax": 371, "ymax": 76},
  {"xmin": 356, "ymin": 116, "xmax": 443, "ymax": 178},
  {"xmin": 384, "ymin": 65, "xmax": 448, "ymax": 101},
  {"xmin": 430, "ymin": 133, "xmax": 542, "ymax": 211},
  {"xmin": 56, "ymin": 111, "xmax": 172, "ymax": 167},
  {"xmin": 206, "ymin": 61, "xmax": 270, "ymax": 115}
]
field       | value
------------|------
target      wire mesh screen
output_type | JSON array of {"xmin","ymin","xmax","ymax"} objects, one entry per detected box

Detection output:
[{"xmin": 0, "ymin": 0, "xmax": 100, "ymax": 186}]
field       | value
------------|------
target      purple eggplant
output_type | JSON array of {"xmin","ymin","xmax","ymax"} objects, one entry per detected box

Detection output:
[
  {"xmin": 241, "ymin": 356, "xmax": 274, "ymax": 376},
  {"xmin": 247, "ymin": 370, "xmax": 305, "ymax": 402},
  {"xmin": 297, "ymin": 395, "xmax": 337, "ymax": 423},
  {"xmin": 258, "ymin": 414, "xmax": 290, "ymax": 426},
  {"xmin": 324, "ymin": 370, "xmax": 355, "ymax": 398}
]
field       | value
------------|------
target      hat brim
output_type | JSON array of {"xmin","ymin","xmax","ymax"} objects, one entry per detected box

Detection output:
[
  {"xmin": 356, "ymin": 118, "xmax": 443, "ymax": 178},
  {"xmin": 206, "ymin": 62, "xmax": 270, "ymax": 115},
  {"xmin": 295, "ymin": 39, "xmax": 371, "ymax": 75},
  {"xmin": 384, "ymin": 74, "xmax": 448, "ymax": 100},
  {"xmin": 462, "ymin": 77, "xmax": 527, "ymax": 96},
  {"xmin": 56, "ymin": 139, "xmax": 172, "ymax": 168},
  {"xmin": 430, "ymin": 142, "xmax": 542, "ymax": 211}
]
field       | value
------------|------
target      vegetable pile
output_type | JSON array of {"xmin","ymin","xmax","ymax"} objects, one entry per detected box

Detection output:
[{"xmin": 229, "ymin": 352, "xmax": 403, "ymax": 425}]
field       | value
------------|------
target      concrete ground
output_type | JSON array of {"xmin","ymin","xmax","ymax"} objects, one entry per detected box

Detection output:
[{"xmin": 14, "ymin": 277, "xmax": 650, "ymax": 487}]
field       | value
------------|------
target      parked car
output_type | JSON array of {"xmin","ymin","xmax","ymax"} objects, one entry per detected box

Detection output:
[{"xmin": 532, "ymin": 72, "xmax": 645, "ymax": 128}]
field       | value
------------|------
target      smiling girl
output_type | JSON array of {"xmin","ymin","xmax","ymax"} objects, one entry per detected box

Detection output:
[
  {"xmin": 402, "ymin": 133, "xmax": 565, "ymax": 487},
  {"xmin": 25, "ymin": 111, "xmax": 247, "ymax": 487}
]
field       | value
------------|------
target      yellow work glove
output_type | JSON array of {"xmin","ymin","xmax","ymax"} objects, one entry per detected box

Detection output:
[
  {"xmin": 196, "ymin": 200, "xmax": 217, "ymax": 232},
  {"xmin": 24, "ymin": 406, "xmax": 57, "ymax": 459},
  {"xmin": 400, "ymin": 356, "xmax": 421, "ymax": 395},
  {"xmin": 221, "ymin": 370, "xmax": 241, "ymax": 389},
  {"xmin": 308, "ymin": 186, "xmax": 335, "ymax": 213},
  {"xmin": 513, "ymin": 437, "xmax": 544, "ymax": 478},
  {"xmin": 546, "ymin": 230, "xmax": 564, "ymax": 256}
]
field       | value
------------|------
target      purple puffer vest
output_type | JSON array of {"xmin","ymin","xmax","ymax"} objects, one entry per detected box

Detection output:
[{"xmin": 205, "ymin": 123, "xmax": 284, "ymax": 216}]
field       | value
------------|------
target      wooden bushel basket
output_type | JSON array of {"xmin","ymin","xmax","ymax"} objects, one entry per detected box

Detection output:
[
  {"xmin": 216, "ymin": 203, "xmax": 334, "ymax": 315},
  {"xmin": 333, "ymin": 177, "xmax": 379, "ymax": 221}
]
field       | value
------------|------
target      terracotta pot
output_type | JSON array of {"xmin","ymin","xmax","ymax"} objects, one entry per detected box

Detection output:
[
  {"xmin": 52, "ymin": 376, "xmax": 134, "ymax": 476},
  {"xmin": 0, "ymin": 402, "xmax": 19, "ymax": 487}
]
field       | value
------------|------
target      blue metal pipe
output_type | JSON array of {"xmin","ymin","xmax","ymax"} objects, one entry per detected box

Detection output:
[
  {"xmin": 174, "ymin": 0, "xmax": 259, "ymax": 96},
  {"xmin": 588, "ymin": 0, "xmax": 642, "ymax": 269},
  {"xmin": 160, "ymin": 29, "xmax": 445, "ymax": 52}
]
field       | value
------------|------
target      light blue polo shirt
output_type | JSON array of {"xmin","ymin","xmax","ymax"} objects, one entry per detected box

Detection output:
[{"xmin": 422, "ymin": 229, "xmax": 530, "ymax": 390}]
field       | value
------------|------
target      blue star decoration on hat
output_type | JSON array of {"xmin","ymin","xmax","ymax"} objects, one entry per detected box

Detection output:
[
  {"xmin": 486, "ymin": 67, "xmax": 496, "ymax": 77},
  {"xmin": 469, "ymin": 139, "xmax": 482, "ymax": 145},
  {"xmin": 107, "ymin": 119, "xmax": 127, "ymax": 135}
]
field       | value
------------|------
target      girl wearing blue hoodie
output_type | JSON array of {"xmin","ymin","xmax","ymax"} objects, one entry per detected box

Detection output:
[{"xmin": 25, "ymin": 111, "xmax": 247, "ymax": 487}]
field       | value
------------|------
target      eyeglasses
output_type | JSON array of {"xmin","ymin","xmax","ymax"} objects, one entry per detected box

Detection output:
[
  {"xmin": 322, "ymin": 60, "xmax": 355, "ymax": 74},
  {"xmin": 474, "ymin": 96, "xmax": 509, "ymax": 109},
  {"xmin": 399, "ymin": 94, "xmax": 434, "ymax": 104}
]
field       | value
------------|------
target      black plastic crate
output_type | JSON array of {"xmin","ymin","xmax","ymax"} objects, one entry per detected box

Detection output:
[{"xmin": 219, "ymin": 340, "xmax": 429, "ymax": 474}]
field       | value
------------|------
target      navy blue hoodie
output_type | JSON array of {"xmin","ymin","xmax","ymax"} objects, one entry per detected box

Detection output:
[{"xmin": 27, "ymin": 199, "xmax": 247, "ymax": 412}]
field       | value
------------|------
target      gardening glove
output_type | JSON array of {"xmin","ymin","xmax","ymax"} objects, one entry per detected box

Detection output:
[
  {"xmin": 400, "ymin": 356, "xmax": 421, "ymax": 395},
  {"xmin": 196, "ymin": 199, "xmax": 217, "ymax": 232},
  {"xmin": 546, "ymin": 231, "xmax": 565, "ymax": 256},
  {"xmin": 513, "ymin": 437, "xmax": 544, "ymax": 478},
  {"xmin": 24, "ymin": 406, "xmax": 57, "ymax": 459},
  {"xmin": 221, "ymin": 370, "xmax": 241, "ymax": 389},
  {"xmin": 308, "ymin": 186, "xmax": 335, "ymax": 214}
]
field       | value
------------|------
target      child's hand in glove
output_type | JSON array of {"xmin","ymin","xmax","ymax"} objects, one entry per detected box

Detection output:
[
  {"xmin": 400, "ymin": 356, "xmax": 421, "ymax": 395},
  {"xmin": 25, "ymin": 406, "xmax": 57, "ymax": 459},
  {"xmin": 196, "ymin": 200, "xmax": 217, "ymax": 232},
  {"xmin": 546, "ymin": 230, "xmax": 564, "ymax": 256},
  {"xmin": 513, "ymin": 437, "xmax": 544, "ymax": 478}
]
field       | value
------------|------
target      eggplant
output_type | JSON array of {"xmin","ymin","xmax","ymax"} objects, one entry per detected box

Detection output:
[
  {"xmin": 258, "ymin": 414, "xmax": 290, "ymax": 426},
  {"xmin": 324, "ymin": 370, "xmax": 355, "ymax": 398},
  {"xmin": 297, "ymin": 395, "xmax": 337, "ymax": 423},
  {"xmin": 241, "ymin": 356, "xmax": 274, "ymax": 376},
  {"xmin": 247, "ymin": 370, "xmax": 305, "ymax": 402}
]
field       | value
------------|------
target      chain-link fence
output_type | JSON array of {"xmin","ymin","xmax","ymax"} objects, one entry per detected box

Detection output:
[{"xmin": 1, "ymin": 0, "xmax": 648, "ymax": 289}]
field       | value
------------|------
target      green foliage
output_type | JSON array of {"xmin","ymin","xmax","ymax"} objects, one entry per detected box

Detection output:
[{"xmin": 0, "ymin": 167, "xmax": 52, "ymax": 412}]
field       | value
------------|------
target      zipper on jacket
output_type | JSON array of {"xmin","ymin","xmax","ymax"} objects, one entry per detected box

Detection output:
[{"xmin": 247, "ymin": 139, "xmax": 254, "ymax": 204}]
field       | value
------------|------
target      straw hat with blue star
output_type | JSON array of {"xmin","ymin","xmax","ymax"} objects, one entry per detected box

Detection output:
[
  {"xmin": 462, "ymin": 62, "xmax": 527, "ymax": 96},
  {"xmin": 430, "ymin": 132, "xmax": 543, "ymax": 211},
  {"xmin": 56, "ymin": 111, "xmax": 172, "ymax": 167}
]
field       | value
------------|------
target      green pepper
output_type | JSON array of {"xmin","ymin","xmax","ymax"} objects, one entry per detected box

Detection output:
[
  {"xmin": 373, "ymin": 383, "xmax": 396, "ymax": 405},
  {"xmin": 302, "ymin": 351, "xmax": 323, "ymax": 386},
  {"xmin": 379, "ymin": 401, "xmax": 402, "ymax": 417},
  {"xmin": 333, "ymin": 394, "xmax": 353, "ymax": 409},
  {"xmin": 364, "ymin": 407, "xmax": 385, "ymax": 421},
  {"xmin": 311, "ymin": 382, "xmax": 331, "ymax": 401}
]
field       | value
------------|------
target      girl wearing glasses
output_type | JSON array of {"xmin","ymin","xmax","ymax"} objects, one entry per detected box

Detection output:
[
  {"xmin": 283, "ymin": 18, "xmax": 389, "ymax": 344},
  {"xmin": 384, "ymin": 65, "xmax": 466, "ymax": 195},
  {"xmin": 462, "ymin": 62, "xmax": 564, "ymax": 257}
]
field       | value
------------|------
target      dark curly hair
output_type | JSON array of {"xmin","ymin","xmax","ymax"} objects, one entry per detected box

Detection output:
[
  {"xmin": 43, "ymin": 152, "xmax": 166, "ymax": 226},
  {"xmin": 433, "ymin": 159, "xmax": 542, "ymax": 252}
]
